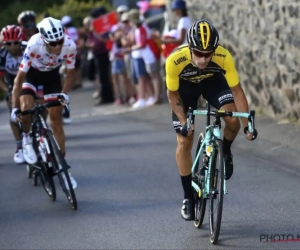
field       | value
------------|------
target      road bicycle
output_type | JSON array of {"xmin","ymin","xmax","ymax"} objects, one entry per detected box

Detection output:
[
  {"xmin": 19, "ymin": 100, "xmax": 77, "ymax": 210},
  {"xmin": 186, "ymin": 102, "xmax": 256, "ymax": 244}
]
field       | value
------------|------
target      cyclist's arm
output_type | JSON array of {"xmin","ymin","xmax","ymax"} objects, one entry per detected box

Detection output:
[
  {"xmin": 224, "ymin": 50, "xmax": 249, "ymax": 128},
  {"xmin": 231, "ymin": 84, "xmax": 249, "ymax": 128},
  {"xmin": 12, "ymin": 70, "xmax": 26, "ymax": 108},
  {"xmin": 167, "ymin": 89, "xmax": 186, "ymax": 125},
  {"xmin": 62, "ymin": 41, "xmax": 76, "ymax": 94},
  {"xmin": 0, "ymin": 51, "xmax": 8, "ymax": 92},
  {"xmin": 0, "ymin": 74, "xmax": 8, "ymax": 92},
  {"xmin": 166, "ymin": 57, "xmax": 186, "ymax": 125},
  {"xmin": 62, "ymin": 68, "xmax": 75, "ymax": 94}
]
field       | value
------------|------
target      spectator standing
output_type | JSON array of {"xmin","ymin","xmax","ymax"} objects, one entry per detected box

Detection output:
[
  {"xmin": 86, "ymin": 23, "xmax": 114, "ymax": 104},
  {"xmin": 160, "ymin": 0, "xmax": 192, "ymax": 45}
]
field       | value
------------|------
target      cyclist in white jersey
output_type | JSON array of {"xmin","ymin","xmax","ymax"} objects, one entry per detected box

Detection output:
[
  {"xmin": 0, "ymin": 25, "xmax": 27, "ymax": 164},
  {"xmin": 11, "ymin": 17, "xmax": 77, "ymax": 189}
]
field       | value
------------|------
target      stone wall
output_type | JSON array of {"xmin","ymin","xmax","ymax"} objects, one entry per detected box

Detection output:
[{"xmin": 167, "ymin": 0, "xmax": 300, "ymax": 120}]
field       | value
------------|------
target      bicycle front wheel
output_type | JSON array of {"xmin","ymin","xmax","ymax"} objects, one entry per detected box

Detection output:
[
  {"xmin": 39, "ymin": 164, "xmax": 56, "ymax": 201},
  {"xmin": 194, "ymin": 133, "xmax": 207, "ymax": 229},
  {"xmin": 208, "ymin": 139, "xmax": 224, "ymax": 244},
  {"xmin": 46, "ymin": 131, "xmax": 77, "ymax": 210}
]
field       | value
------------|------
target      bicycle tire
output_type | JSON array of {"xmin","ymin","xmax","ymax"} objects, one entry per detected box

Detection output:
[
  {"xmin": 32, "ymin": 123, "xmax": 57, "ymax": 201},
  {"xmin": 39, "ymin": 161, "xmax": 56, "ymax": 201},
  {"xmin": 194, "ymin": 133, "xmax": 207, "ymax": 228},
  {"xmin": 208, "ymin": 139, "xmax": 224, "ymax": 244},
  {"xmin": 46, "ymin": 131, "xmax": 77, "ymax": 210}
]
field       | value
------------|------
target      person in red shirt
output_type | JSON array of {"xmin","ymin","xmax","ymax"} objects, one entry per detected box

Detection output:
[{"xmin": 17, "ymin": 11, "xmax": 38, "ymax": 41}]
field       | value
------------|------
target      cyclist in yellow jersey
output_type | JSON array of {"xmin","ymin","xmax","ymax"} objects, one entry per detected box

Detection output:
[{"xmin": 165, "ymin": 19, "xmax": 258, "ymax": 220}]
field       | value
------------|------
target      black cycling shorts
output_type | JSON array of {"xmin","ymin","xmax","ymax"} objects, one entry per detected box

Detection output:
[
  {"xmin": 172, "ymin": 73, "xmax": 235, "ymax": 133},
  {"xmin": 21, "ymin": 67, "xmax": 62, "ymax": 101}
]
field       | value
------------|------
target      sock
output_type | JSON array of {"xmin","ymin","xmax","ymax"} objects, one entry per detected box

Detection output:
[
  {"xmin": 223, "ymin": 137, "xmax": 233, "ymax": 155},
  {"xmin": 16, "ymin": 140, "xmax": 22, "ymax": 150},
  {"xmin": 22, "ymin": 132, "xmax": 31, "ymax": 144},
  {"xmin": 180, "ymin": 174, "xmax": 194, "ymax": 200}
]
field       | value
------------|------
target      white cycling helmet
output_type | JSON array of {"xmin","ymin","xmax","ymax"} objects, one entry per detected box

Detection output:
[{"xmin": 38, "ymin": 17, "xmax": 65, "ymax": 42}]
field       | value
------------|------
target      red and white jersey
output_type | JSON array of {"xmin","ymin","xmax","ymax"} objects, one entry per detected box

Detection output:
[
  {"xmin": 131, "ymin": 24, "xmax": 155, "ymax": 64},
  {"xmin": 20, "ymin": 33, "xmax": 77, "ymax": 72}
]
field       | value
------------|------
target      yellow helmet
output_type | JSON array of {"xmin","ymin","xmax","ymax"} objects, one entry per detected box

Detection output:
[{"xmin": 187, "ymin": 19, "xmax": 219, "ymax": 51}]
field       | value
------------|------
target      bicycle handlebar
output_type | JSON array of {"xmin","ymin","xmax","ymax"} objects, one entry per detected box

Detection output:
[
  {"xmin": 186, "ymin": 107, "xmax": 256, "ymax": 134},
  {"xmin": 20, "ymin": 100, "xmax": 62, "ymax": 116}
]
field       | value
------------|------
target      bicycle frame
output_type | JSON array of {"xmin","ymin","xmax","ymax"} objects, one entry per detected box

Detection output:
[
  {"xmin": 31, "ymin": 113, "xmax": 52, "ymax": 165},
  {"xmin": 20, "ymin": 101, "xmax": 63, "ymax": 169},
  {"xmin": 191, "ymin": 108, "xmax": 255, "ymax": 198}
]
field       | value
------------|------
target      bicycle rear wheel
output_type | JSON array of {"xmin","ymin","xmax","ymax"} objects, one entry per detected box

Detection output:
[
  {"xmin": 208, "ymin": 139, "xmax": 224, "ymax": 244},
  {"xmin": 194, "ymin": 133, "xmax": 207, "ymax": 228},
  {"xmin": 46, "ymin": 131, "xmax": 77, "ymax": 210}
]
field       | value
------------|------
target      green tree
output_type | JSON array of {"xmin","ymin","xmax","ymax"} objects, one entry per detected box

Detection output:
[
  {"xmin": 0, "ymin": 0, "xmax": 62, "ymax": 28},
  {"xmin": 38, "ymin": 0, "xmax": 113, "ymax": 27}
]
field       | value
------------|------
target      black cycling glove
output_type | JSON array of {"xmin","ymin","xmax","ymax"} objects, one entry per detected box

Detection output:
[{"xmin": 244, "ymin": 126, "xmax": 258, "ymax": 140}]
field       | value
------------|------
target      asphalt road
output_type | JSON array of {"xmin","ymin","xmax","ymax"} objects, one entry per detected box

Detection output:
[{"xmin": 0, "ymin": 84, "xmax": 299, "ymax": 250}]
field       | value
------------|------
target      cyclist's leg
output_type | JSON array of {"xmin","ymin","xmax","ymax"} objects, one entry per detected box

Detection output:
[
  {"xmin": 6, "ymin": 78, "xmax": 24, "ymax": 163},
  {"xmin": 43, "ymin": 68, "xmax": 65, "ymax": 154},
  {"xmin": 20, "ymin": 69, "xmax": 38, "ymax": 164},
  {"xmin": 202, "ymin": 74, "xmax": 240, "ymax": 180},
  {"xmin": 43, "ymin": 68, "xmax": 77, "ymax": 189},
  {"xmin": 172, "ymin": 81, "xmax": 202, "ymax": 220}
]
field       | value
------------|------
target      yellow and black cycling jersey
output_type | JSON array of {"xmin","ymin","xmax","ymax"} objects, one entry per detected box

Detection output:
[{"xmin": 165, "ymin": 44, "xmax": 239, "ymax": 91}]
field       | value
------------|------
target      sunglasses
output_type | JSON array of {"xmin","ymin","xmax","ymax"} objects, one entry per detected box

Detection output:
[
  {"xmin": 24, "ymin": 22, "xmax": 36, "ymax": 29},
  {"xmin": 45, "ymin": 38, "xmax": 64, "ymax": 47},
  {"xmin": 4, "ymin": 41, "xmax": 21, "ymax": 46},
  {"xmin": 191, "ymin": 49, "xmax": 214, "ymax": 58}
]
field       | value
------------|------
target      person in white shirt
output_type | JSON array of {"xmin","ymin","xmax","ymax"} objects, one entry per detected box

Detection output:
[
  {"xmin": 160, "ymin": 0, "xmax": 192, "ymax": 45},
  {"xmin": 109, "ymin": 5, "xmax": 135, "ymax": 105},
  {"xmin": 123, "ymin": 9, "xmax": 156, "ymax": 109}
]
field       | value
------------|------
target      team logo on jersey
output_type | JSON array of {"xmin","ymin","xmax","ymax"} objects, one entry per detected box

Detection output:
[
  {"xmin": 174, "ymin": 56, "xmax": 187, "ymax": 65},
  {"xmin": 181, "ymin": 73, "xmax": 214, "ymax": 83}
]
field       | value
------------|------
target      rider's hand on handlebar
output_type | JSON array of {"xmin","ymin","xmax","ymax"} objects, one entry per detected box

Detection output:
[
  {"xmin": 11, "ymin": 108, "xmax": 21, "ymax": 123},
  {"xmin": 244, "ymin": 126, "xmax": 258, "ymax": 141},
  {"xmin": 57, "ymin": 93, "xmax": 70, "ymax": 105},
  {"xmin": 180, "ymin": 123, "xmax": 194, "ymax": 137}
]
